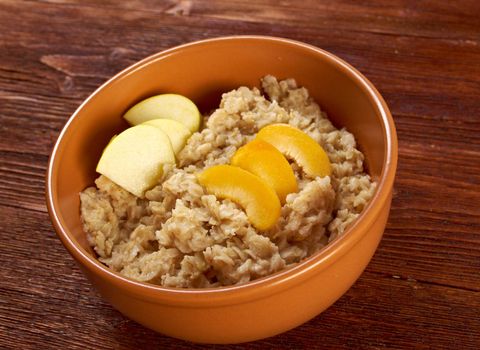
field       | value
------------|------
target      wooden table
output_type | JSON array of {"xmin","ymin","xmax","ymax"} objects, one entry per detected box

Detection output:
[{"xmin": 1, "ymin": 1, "xmax": 479, "ymax": 348}]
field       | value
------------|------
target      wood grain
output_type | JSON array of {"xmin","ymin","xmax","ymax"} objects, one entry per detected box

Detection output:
[{"xmin": 1, "ymin": 0, "xmax": 479, "ymax": 348}]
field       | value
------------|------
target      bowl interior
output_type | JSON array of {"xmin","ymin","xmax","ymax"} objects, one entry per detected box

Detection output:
[{"xmin": 49, "ymin": 37, "xmax": 388, "ymax": 261}]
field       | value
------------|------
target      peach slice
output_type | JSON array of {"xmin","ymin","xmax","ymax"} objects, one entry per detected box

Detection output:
[
  {"xmin": 197, "ymin": 165, "xmax": 280, "ymax": 231},
  {"xmin": 231, "ymin": 139, "xmax": 297, "ymax": 203},
  {"xmin": 256, "ymin": 123, "xmax": 331, "ymax": 178}
]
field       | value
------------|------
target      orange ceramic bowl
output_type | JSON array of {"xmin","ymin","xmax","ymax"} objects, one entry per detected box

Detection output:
[{"xmin": 46, "ymin": 36, "xmax": 397, "ymax": 344}]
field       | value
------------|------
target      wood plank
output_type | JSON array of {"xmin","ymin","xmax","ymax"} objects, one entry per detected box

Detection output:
[{"xmin": 1, "ymin": 0, "xmax": 479, "ymax": 348}]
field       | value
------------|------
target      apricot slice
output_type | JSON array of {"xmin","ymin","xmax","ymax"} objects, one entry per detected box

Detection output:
[
  {"xmin": 231, "ymin": 139, "xmax": 297, "ymax": 203},
  {"xmin": 197, "ymin": 165, "xmax": 280, "ymax": 231},
  {"xmin": 256, "ymin": 123, "xmax": 331, "ymax": 178}
]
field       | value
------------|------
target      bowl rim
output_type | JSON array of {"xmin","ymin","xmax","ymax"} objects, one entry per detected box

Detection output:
[{"xmin": 46, "ymin": 35, "xmax": 397, "ymax": 306}]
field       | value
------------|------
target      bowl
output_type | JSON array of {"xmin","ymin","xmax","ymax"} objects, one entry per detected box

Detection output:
[{"xmin": 46, "ymin": 36, "xmax": 397, "ymax": 344}]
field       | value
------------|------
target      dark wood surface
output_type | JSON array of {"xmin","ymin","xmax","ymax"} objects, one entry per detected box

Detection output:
[{"xmin": 1, "ymin": 0, "xmax": 479, "ymax": 349}]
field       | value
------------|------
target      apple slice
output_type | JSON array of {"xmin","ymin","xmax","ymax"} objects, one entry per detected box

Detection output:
[
  {"xmin": 96, "ymin": 125, "xmax": 175, "ymax": 197},
  {"xmin": 142, "ymin": 119, "xmax": 191, "ymax": 156},
  {"xmin": 123, "ymin": 94, "xmax": 201, "ymax": 133},
  {"xmin": 101, "ymin": 135, "xmax": 116, "ymax": 155}
]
